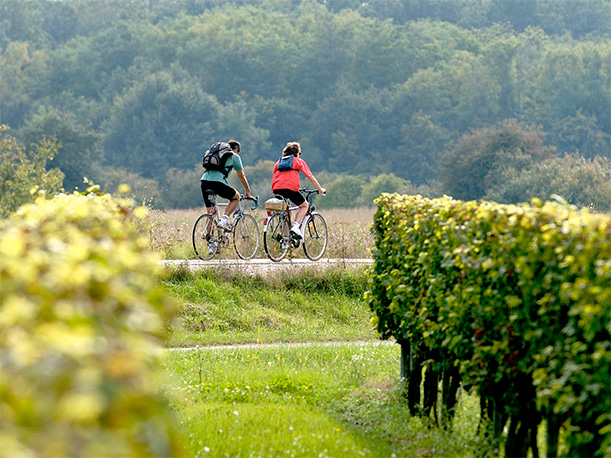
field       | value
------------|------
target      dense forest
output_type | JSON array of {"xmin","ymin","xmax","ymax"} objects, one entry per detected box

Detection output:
[{"xmin": 1, "ymin": 0, "xmax": 610, "ymax": 210}]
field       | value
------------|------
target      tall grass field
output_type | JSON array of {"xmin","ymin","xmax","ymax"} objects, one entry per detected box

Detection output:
[{"xmin": 146, "ymin": 207, "xmax": 375, "ymax": 260}]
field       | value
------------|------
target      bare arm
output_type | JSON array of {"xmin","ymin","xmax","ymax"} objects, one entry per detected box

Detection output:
[
  {"xmin": 307, "ymin": 175, "xmax": 326, "ymax": 194},
  {"xmin": 236, "ymin": 170, "xmax": 252, "ymax": 198}
]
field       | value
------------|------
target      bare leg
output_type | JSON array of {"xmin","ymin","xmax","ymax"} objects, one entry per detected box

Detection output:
[
  {"xmin": 295, "ymin": 201, "xmax": 308, "ymax": 225},
  {"xmin": 224, "ymin": 191, "xmax": 240, "ymax": 217},
  {"xmin": 205, "ymin": 207, "xmax": 215, "ymax": 235}
]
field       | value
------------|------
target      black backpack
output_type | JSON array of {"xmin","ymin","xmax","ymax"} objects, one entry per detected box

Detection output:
[
  {"xmin": 202, "ymin": 142, "xmax": 233, "ymax": 177},
  {"xmin": 277, "ymin": 154, "xmax": 295, "ymax": 171}
]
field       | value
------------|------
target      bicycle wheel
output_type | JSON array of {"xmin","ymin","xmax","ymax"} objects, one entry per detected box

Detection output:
[
  {"xmin": 233, "ymin": 213, "xmax": 260, "ymax": 260},
  {"xmin": 192, "ymin": 214, "xmax": 218, "ymax": 260},
  {"xmin": 302, "ymin": 212, "xmax": 328, "ymax": 261},
  {"xmin": 264, "ymin": 213, "xmax": 289, "ymax": 262}
]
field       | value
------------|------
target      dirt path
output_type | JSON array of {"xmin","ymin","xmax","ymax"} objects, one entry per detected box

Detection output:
[
  {"xmin": 160, "ymin": 258, "xmax": 373, "ymax": 273},
  {"xmin": 166, "ymin": 339, "xmax": 394, "ymax": 352}
]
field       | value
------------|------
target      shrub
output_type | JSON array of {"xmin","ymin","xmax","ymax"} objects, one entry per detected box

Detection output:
[
  {"xmin": 0, "ymin": 189, "xmax": 185, "ymax": 457},
  {"xmin": 316, "ymin": 174, "xmax": 365, "ymax": 209},
  {"xmin": 367, "ymin": 193, "xmax": 611, "ymax": 456},
  {"xmin": 163, "ymin": 166, "xmax": 202, "ymax": 209},
  {"xmin": 360, "ymin": 174, "xmax": 411, "ymax": 207}
]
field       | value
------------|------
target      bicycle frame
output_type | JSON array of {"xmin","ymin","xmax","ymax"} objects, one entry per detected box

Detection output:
[
  {"xmin": 263, "ymin": 197, "xmax": 305, "ymax": 239},
  {"xmin": 263, "ymin": 189, "xmax": 327, "ymax": 261},
  {"xmin": 193, "ymin": 195, "xmax": 259, "ymax": 260}
]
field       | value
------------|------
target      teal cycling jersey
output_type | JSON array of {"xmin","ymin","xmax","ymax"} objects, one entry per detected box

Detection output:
[{"xmin": 200, "ymin": 153, "xmax": 244, "ymax": 185}]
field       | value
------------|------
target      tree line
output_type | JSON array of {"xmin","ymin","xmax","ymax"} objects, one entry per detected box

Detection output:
[{"xmin": 1, "ymin": 0, "xmax": 610, "ymax": 210}]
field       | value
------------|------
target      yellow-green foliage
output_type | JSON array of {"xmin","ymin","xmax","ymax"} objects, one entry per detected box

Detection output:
[
  {"xmin": 0, "ymin": 124, "xmax": 64, "ymax": 218},
  {"xmin": 367, "ymin": 193, "xmax": 611, "ymax": 456},
  {"xmin": 0, "ymin": 190, "xmax": 184, "ymax": 457}
]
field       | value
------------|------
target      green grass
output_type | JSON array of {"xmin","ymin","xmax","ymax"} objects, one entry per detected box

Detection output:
[
  {"xmin": 157, "ymin": 266, "xmax": 489, "ymax": 457},
  {"xmin": 158, "ymin": 263, "xmax": 567, "ymax": 457},
  {"xmin": 160, "ymin": 266, "xmax": 378, "ymax": 347},
  {"xmin": 161, "ymin": 343, "xmax": 482, "ymax": 458}
]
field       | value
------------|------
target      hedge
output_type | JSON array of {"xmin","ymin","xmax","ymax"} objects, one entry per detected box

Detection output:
[
  {"xmin": 0, "ymin": 189, "xmax": 185, "ymax": 457},
  {"xmin": 366, "ymin": 193, "xmax": 610, "ymax": 457}
]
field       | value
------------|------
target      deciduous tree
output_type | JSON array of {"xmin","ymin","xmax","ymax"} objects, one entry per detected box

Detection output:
[
  {"xmin": 439, "ymin": 119, "xmax": 554, "ymax": 200},
  {"xmin": 19, "ymin": 107, "xmax": 100, "ymax": 191}
]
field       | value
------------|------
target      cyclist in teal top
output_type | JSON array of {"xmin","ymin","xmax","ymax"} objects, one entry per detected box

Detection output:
[{"xmin": 200, "ymin": 139, "xmax": 252, "ymax": 232}]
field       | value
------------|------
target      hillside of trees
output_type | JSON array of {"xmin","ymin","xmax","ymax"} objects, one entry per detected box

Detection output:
[{"xmin": 1, "ymin": 0, "xmax": 610, "ymax": 210}]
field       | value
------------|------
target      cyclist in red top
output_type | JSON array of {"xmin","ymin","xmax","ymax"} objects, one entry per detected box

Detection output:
[{"xmin": 271, "ymin": 142, "xmax": 326, "ymax": 239}]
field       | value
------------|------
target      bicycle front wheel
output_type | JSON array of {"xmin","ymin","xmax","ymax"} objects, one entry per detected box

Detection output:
[
  {"xmin": 233, "ymin": 213, "xmax": 260, "ymax": 260},
  {"xmin": 263, "ymin": 213, "xmax": 289, "ymax": 262},
  {"xmin": 192, "ymin": 214, "xmax": 217, "ymax": 260},
  {"xmin": 302, "ymin": 212, "xmax": 328, "ymax": 261}
]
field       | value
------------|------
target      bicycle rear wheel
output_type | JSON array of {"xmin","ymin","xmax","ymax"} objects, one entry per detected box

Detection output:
[
  {"xmin": 192, "ymin": 214, "xmax": 217, "ymax": 260},
  {"xmin": 264, "ymin": 213, "xmax": 289, "ymax": 262},
  {"xmin": 233, "ymin": 213, "xmax": 260, "ymax": 260},
  {"xmin": 302, "ymin": 212, "xmax": 328, "ymax": 261}
]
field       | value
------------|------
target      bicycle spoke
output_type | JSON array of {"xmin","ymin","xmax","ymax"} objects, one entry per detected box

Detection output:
[
  {"xmin": 303, "ymin": 212, "xmax": 328, "ymax": 261},
  {"xmin": 192, "ymin": 214, "xmax": 218, "ymax": 260},
  {"xmin": 264, "ymin": 213, "xmax": 289, "ymax": 262},
  {"xmin": 233, "ymin": 214, "xmax": 260, "ymax": 260}
]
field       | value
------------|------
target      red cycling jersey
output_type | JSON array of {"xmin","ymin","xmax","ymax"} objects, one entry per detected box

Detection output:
[{"xmin": 271, "ymin": 156, "xmax": 313, "ymax": 192}]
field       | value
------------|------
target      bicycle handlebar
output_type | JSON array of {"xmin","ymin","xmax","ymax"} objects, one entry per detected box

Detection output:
[
  {"xmin": 241, "ymin": 195, "xmax": 259, "ymax": 210},
  {"xmin": 299, "ymin": 189, "xmax": 325, "ymax": 206},
  {"xmin": 299, "ymin": 188, "xmax": 326, "ymax": 196}
]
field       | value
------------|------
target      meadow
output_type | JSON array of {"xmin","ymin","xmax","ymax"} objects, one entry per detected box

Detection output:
[
  {"xmin": 161, "ymin": 266, "xmax": 377, "ymax": 347},
  {"xmin": 161, "ymin": 341, "xmax": 483, "ymax": 458},
  {"xmin": 158, "ymin": 267, "xmax": 507, "ymax": 458},
  {"xmin": 145, "ymin": 206, "xmax": 376, "ymax": 260}
]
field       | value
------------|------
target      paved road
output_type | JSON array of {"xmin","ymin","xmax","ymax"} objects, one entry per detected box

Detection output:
[{"xmin": 160, "ymin": 258, "xmax": 373, "ymax": 273}]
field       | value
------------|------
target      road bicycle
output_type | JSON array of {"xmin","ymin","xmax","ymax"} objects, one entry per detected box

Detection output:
[
  {"xmin": 263, "ymin": 189, "xmax": 328, "ymax": 262},
  {"xmin": 192, "ymin": 195, "xmax": 260, "ymax": 260}
]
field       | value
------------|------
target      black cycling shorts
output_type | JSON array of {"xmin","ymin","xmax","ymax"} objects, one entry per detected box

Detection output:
[
  {"xmin": 272, "ymin": 188, "xmax": 305, "ymax": 206},
  {"xmin": 201, "ymin": 180, "xmax": 238, "ymax": 207}
]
